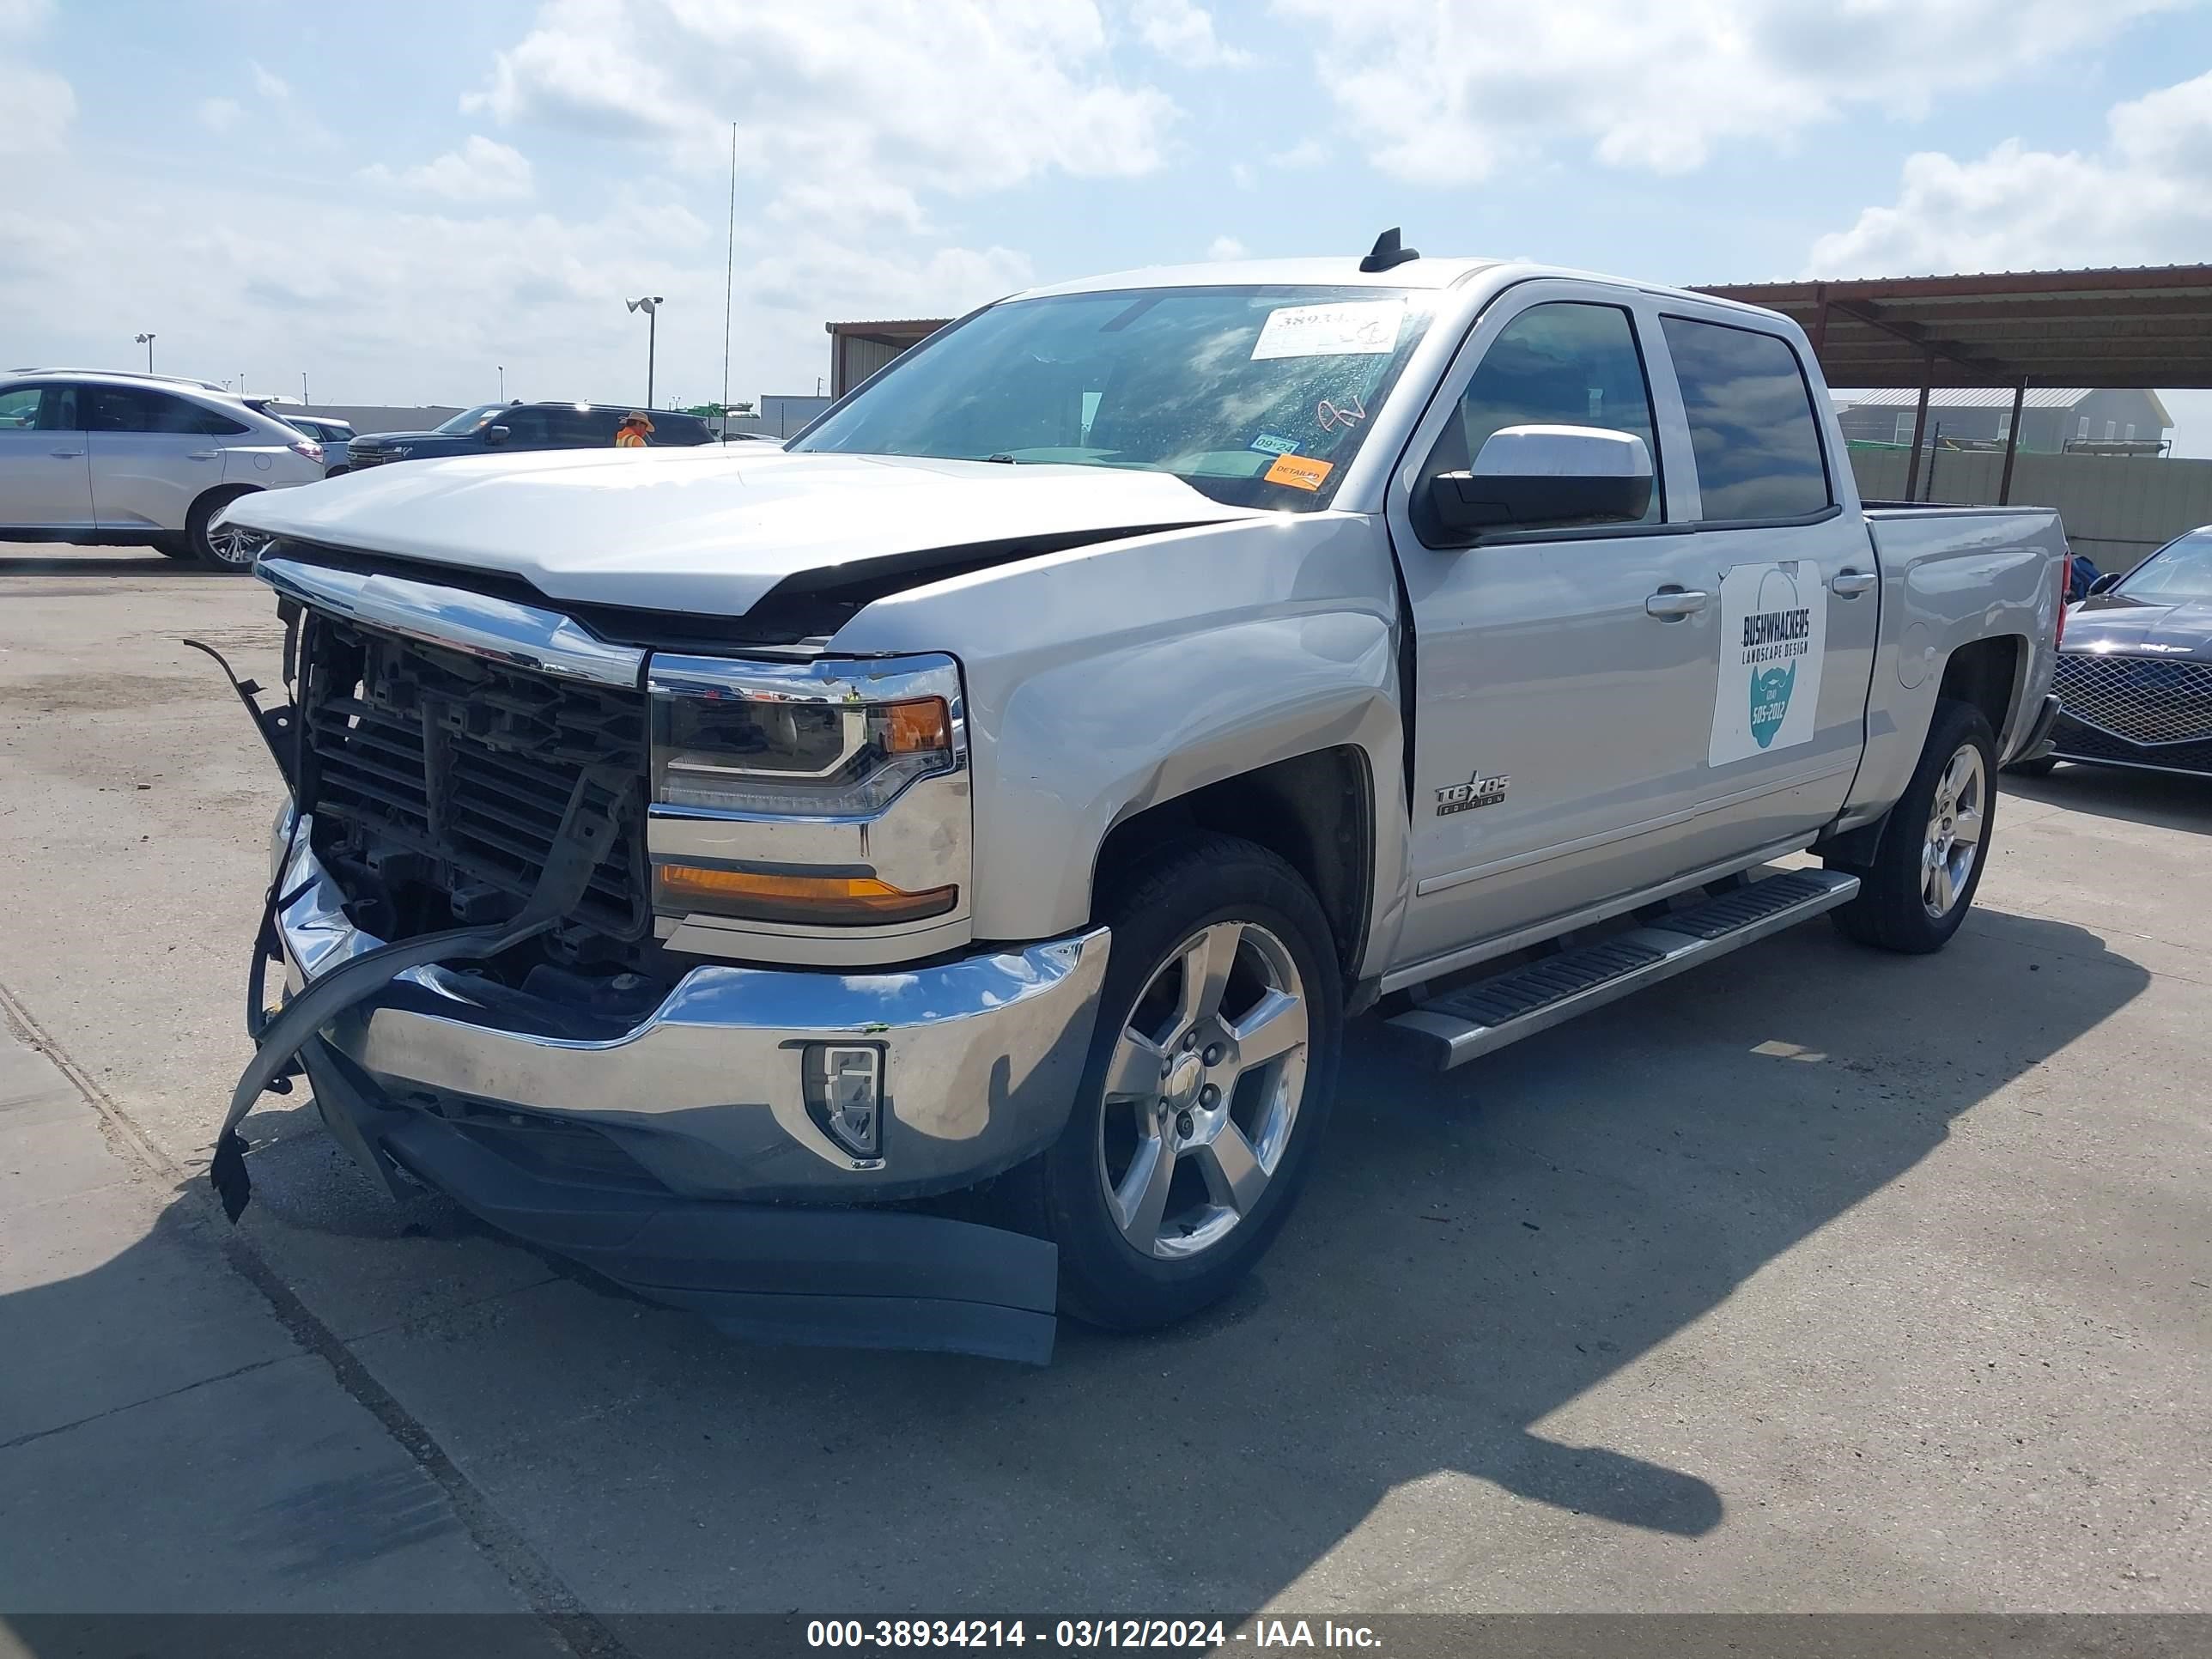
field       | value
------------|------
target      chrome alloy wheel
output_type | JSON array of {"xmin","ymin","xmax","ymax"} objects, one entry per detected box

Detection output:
[
  {"xmin": 1097, "ymin": 919, "xmax": 1310, "ymax": 1261},
  {"xmin": 1922, "ymin": 742, "xmax": 1987, "ymax": 918},
  {"xmin": 205, "ymin": 523, "xmax": 266, "ymax": 568}
]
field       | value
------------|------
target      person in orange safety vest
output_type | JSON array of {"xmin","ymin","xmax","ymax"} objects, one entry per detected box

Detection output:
[{"xmin": 614, "ymin": 411, "xmax": 654, "ymax": 447}]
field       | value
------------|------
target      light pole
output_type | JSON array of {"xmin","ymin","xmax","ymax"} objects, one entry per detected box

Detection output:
[
  {"xmin": 497, "ymin": 365, "xmax": 505, "ymax": 401},
  {"xmin": 301, "ymin": 371, "xmax": 310, "ymax": 406},
  {"xmin": 134, "ymin": 332, "xmax": 155, "ymax": 373},
  {"xmin": 626, "ymin": 295, "xmax": 664, "ymax": 408}
]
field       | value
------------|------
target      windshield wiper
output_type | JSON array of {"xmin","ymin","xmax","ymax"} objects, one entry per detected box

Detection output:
[{"xmin": 982, "ymin": 453, "xmax": 1018, "ymax": 465}]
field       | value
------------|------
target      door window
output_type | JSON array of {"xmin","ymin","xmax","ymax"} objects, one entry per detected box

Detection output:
[
  {"xmin": 0, "ymin": 386, "xmax": 40, "ymax": 428},
  {"xmin": 91, "ymin": 388, "xmax": 248, "ymax": 435},
  {"xmin": 1421, "ymin": 301, "xmax": 1662, "ymax": 526},
  {"xmin": 497, "ymin": 409, "xmax": 550, "ymax": 442},
  {"xmin": 1659, "ymin": 317, "xmax": 1831, "ymax": 523}
]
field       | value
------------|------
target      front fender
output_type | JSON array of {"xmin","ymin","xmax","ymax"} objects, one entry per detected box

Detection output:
[{"xmin": 830, "ymin": 514, "xmax": 1411, "ymax": 973}]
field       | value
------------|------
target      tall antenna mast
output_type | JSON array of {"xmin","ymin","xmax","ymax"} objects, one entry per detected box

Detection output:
[{"xmin": 720, "ymin": 120, "xmax": 736, "ymax": 441}]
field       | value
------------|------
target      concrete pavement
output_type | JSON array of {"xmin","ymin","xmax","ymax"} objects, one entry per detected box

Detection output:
[{"xmin": 0, "ymin": 544, "xmax": 2205, "ymax": 1627}]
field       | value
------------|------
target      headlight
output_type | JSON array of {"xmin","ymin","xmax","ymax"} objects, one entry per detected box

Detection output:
[
  {"xmin": 653, "ymin": 691, "xmax": 954, "ymax": 816},
  {"xmin": 647, "ymin": 653, "xmax": 969, "ymax": 929}
]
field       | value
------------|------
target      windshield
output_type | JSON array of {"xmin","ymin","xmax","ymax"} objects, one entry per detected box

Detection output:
[
  {"xmin": 434, "ymin": 403, "xmax": 510, "ymax": 435},
  {"xmin": 792, "ymin": 286, "xmax": 1435, "ymax": 509},
  {"xmin": 2118, "ymin": 529, "xmax": 2212, "ymax": 601}
]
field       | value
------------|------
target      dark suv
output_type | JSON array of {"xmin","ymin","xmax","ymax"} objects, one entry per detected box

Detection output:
[{"xmin": 343, "ymin": 402, "xmax": 716, "ymax": 471}]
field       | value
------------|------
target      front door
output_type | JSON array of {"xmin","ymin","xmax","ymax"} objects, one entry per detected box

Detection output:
[
  {"xmin": 0, "ymin": 384, "xmax": 94, "ymax": 529},
  {"xmin": 1385, "ymin": 286, "xmax": 1719, "ymax": 964}
]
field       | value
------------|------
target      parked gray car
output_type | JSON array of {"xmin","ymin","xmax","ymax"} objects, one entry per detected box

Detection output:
[{"xmin": 0, "ymin": 370, "xmax": 325, "ymax": 569}]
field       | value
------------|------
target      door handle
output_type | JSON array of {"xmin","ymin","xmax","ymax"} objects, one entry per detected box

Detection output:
[
  {"xmin": 1831, "ymin": 570, "xmax": 1877, "ymax": 597},
  {"xmin": 50, "ymin": 448, "xmax": 83, "ymax": 459},
  {"xmin": 1645, "ymin": 588, "xmax": 1711, "ymax": 618},
  {"xmin": 187, "ymin": 451, "xmax": 221, "ymax": 461}
]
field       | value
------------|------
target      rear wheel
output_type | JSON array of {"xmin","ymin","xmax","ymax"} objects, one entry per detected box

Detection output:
[
  {"xmin": 1828, "ymin": 697, "xmax": 1996, "ymax": 953},
  {"xmin": 1006, "ymin": 834, "xmax": 1341, "ymax": 1331},
  {"xmin": 188, "ymin": 486, "xmax": 262, "ymax": 573}
]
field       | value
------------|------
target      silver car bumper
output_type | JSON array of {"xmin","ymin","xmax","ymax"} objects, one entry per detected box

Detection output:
[{"xmin": 273, "ymin": 817, "xmax": 1110, "ymax": 1203}]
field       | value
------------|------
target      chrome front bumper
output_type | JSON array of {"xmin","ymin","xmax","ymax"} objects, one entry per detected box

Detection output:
[{"xmin": 272, "ymin": 818, "xmax": 1111, "ymax": 1204}]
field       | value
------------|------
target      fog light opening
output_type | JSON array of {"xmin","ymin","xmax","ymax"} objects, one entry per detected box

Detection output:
[{"xmin": 805, "ymin": 1042, "xmax": 884, "ymax": 1158}]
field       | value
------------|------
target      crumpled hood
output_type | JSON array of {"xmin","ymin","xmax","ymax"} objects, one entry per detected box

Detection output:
[
  {"xmin": 2064, "ymin": 593, "xmax": 2212, "ymax": 662},
  {"xmin": 227, "ymin": 447, "xmax": 1260, "ymax": 617}
]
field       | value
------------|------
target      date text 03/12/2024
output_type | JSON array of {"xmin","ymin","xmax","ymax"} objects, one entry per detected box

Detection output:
[{"xmin": 805, "ymin": 1620, "xmax": 1383, "ymax": 1650}]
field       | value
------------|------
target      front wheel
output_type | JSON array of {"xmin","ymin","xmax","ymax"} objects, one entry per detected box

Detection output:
[
  {"xmin": 188, "ymin": 487, "xmax": 261, "ymax": 573},
  {"xmin": 1008, "ymin": 834, "xmax": 1341, "ymax": 1331},
  {"xmin": 1829, "ymin": 698, "xmax": 1996, "ymax": 953}
]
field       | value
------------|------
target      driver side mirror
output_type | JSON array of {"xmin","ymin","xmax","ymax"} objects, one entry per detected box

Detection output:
[
  {"xmin": 485, "ymin": 425, "xmax": 512, "ymax": 445},
  {"xmin": 1422, "ymin": 424, "xmax": 1654, "ymax": 540},
  {"xmin": 2087, "ymin": 573, "xmax": 2120, "ymax": 596}
]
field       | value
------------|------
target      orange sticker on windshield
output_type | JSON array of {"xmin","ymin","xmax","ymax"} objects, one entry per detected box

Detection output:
[{"xmin": 1264, "ymin": 453, "xmax": 1333, "ymax": 492}]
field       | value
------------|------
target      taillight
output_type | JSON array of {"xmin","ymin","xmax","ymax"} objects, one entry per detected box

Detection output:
[
  {"xmin": 290, "ymin": 439, "xmax": 324, "ymax": 465},
  {"xmin": 2056, "ymin": 552, "xmax": 2072, "ymax": 648}
]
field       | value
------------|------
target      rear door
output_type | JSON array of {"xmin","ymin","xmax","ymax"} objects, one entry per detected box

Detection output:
[
  {"xmin": 1656, "ymin": 310, "xmax": 1879, "ymax": 863},
  {"xmin": 1382, "ymin": 282, "xmax": 1722, "ymax": 962},
  {"xmin": 88, "ymin": 386, "xmax": 242, "ymax": 533},
  {"xmin": 495, "ymin": 407, "xmax": 556, "ymax": 450},
  {"xmin": 0, "ymin": 383, "xmax": 94, "ymax": 528}
]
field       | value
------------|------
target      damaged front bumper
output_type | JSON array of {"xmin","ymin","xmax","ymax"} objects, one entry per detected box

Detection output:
[{"xmin": 264, "ymin": 813, "xmax": 1111, "ymax": 1364}]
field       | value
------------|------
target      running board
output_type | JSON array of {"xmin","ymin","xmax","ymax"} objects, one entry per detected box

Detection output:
[{"xmin": 1389, "ymin": 869, "xmax": 1861, "ymax": 1071}]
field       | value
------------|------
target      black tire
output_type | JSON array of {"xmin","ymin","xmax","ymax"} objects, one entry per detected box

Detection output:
[
  {"xmin": 151, "ymin": 534, "xmax": 194, "ymax": 561},
  {"xmin": 1002, "ymin": 833, "xmax": 1342, "ymax": 1332},
  {"xmin": 187, "ymin": 486, "xmax": 260, "ymax": 573},
  {"xmin": 1827, "ymin": 698, "xmax": 1996, "ymax": 954},
  {"xmin": 2003, "ymin": 755, "xmax": 2059, "ymax": 778}
]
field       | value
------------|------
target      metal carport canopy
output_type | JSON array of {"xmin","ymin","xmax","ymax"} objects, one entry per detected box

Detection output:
[{"xmin": 1689, "ymin": 265, "xmax": 2212, "ymax": 391}]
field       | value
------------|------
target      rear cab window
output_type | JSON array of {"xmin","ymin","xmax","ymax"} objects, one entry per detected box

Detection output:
[{"xmin": 1659, "ymin": 316, "xmax": 1832, "ymax": 523}]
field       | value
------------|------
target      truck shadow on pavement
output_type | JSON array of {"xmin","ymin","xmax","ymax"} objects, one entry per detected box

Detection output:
[{"xmin": 0, "ymin": 908, "xmax": 2149, "ymax": 1614}]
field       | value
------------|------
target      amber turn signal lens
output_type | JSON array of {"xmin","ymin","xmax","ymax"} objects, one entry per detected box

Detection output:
[
  {"xmin": 878, "ymin": 697, "xmax": 951, "ymax": 757},
  {"xmin": 655, "ymin": 864, "xmax": 957, "ymax": 926}
]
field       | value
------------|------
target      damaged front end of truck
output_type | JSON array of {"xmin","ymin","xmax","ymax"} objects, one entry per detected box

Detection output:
[{"xmin": 198, "ymin": 540, "xmax": 1113, "ymax": 1365}]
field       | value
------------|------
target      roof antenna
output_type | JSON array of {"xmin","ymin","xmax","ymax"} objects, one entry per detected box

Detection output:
[{"xmin": 1358, "ymin": 227, "xmax": 1419, "ymax": 273}]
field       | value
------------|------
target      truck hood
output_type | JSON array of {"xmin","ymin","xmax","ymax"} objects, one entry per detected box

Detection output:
[
  {"xmin": 228, "ymin": 447, "xmax": 1260, "ymax": 617},
  {"xmin": 2064, "ymin": 592, "xmax": 2212, "ymax": 662}
]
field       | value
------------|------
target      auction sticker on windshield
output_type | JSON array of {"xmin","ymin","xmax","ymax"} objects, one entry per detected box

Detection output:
[
  {"xmin": 1263, "ymin": 453, "xmax": 1334, "ymax": 491},
  {"xmin": 1250, "ymin": 301, "xmax": 1405, "ymax": 360},
  {"xmin": 1710, "ymin": 561, "xmax": 1826, "ymax": 766}
]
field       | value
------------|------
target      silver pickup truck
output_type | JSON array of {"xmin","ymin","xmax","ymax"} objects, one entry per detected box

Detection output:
[{"xmin": 208, "ymin": 238, "xmax": 2069, "ymax": 1364}]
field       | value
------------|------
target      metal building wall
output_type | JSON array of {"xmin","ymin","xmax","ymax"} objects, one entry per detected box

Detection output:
[
  {"xmin": 1850, "ymin": 447, "xmax": 2212, "ymax": 567},
  {"xmin": 836, "ymin": 337, "xmax": 909, "ymax": 397}
]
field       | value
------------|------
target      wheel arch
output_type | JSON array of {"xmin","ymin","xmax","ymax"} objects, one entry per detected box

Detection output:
[
  {"xmin": 1936, "ymin": 633, "xmax": 2027, "ymax": 752},
  {"xmin": 1091, "ymin": 746, "xmax": 1376, "ymax": 988}
]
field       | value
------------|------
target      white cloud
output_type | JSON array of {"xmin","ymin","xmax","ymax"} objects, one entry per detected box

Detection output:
[
  {"xmin": 198, "ymin": 97, "xmax": 244, "ymax": 133},
  {"xmin": 249, "ymin": 61, "xmax": 292, "ymax": 102},
  {"xmin": 1131, "ymin": 0, "xmax": 1252, "ymax": 68},
  {"xmin": 1206, "ymin": 234, "xmax": 1248, "ymax": 260},
  {"xmin": 1810, "ymin": 69, "xmax": 2212, "ymax": 273},
  {"xmin": 0, "ymin": 0, "xmax": 73, "ymax": 155},
  {"xmin": 1271, "ymin": 0, "xmax": 2184, "ymax": 182},
  {"xmin": 465, "ymin": 0, "xmax": 1180, "ymax": 212},
  {"xmin": 361, "ymin": 136, "xmax": 536, "ymax": 204}
]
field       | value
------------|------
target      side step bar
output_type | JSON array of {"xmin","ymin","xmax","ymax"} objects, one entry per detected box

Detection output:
[{"xmin": 1389, "ymin": 869, "xmax": 1861, "ymax": 1071}]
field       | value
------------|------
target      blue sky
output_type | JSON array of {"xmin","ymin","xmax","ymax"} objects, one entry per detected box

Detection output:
[{"xmin": 5, "ymin": 0, "xmax": 2210, "ymax": 445}]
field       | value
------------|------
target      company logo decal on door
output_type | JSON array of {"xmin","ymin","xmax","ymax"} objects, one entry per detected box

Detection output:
[
  {"xmin": 1710, "ymin": 562, "xmax": 1826, "ymax": 766},
  {"xmin": 1436, "ymin": 769, "xmax": 1510, "ymax": 815}
]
